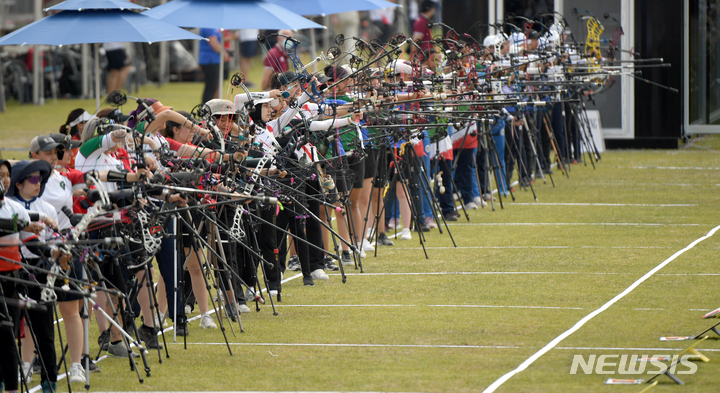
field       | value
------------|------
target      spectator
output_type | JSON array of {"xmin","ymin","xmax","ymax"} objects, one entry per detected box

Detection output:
[
  {"xmin": 261, "ymin": 30, "xmax": 293, "ymax": 90},
  {"xmin": 104, "ymin": 42, "xmax": 131, "ymax": 93},
  {"xmin": 239, "ymin": 29, "xmax": 260, "ymax": 87},
  {"xmin": 412, "ymin": 0, "xmax": 436, "ymax": 54},
  {"xmin": 332, "ymin": 11, "xmax": 360, "ymax": 53},
  {"xmin": 369, "ymin": 5, "xmax": 396, "ymax": 43},
  {"xmin": 199, "ymin": 28, "xmax": 223, "ymax": 104}
]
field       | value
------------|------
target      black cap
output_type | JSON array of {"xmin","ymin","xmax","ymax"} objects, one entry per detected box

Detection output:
[
  {"xmin": 107, "ymin": 108, "xmax": 130, "ymax": 124},
  {"xmin": 49, "ymin": 133, "xmax": 82, "ymax": 150},
  {"xmin": 30, "ymin": 135, "xmax": 61, "ymax": 154}
]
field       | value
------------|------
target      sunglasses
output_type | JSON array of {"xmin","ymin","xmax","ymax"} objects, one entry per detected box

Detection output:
[{"xmin": 25, "ymin": 175, "xmax": 42, "ymax": 185}]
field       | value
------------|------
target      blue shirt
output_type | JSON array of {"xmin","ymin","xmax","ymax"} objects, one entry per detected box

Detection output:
[{"xmin": 198, "ymin": 28, "xmax": 221, "ymax": 65}]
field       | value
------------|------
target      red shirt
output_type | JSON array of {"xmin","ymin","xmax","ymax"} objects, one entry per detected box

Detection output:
[
  {"xmin": 262, "ymin": 44, "xmax": 290, "ymax": 72},
  {"xmin": 413, "ymin": 14, "xmax": 434, "ymax": 52}
]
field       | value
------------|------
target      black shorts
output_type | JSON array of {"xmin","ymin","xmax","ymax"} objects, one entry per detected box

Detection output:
[
  {"xmin": 331, "ymin": 156, "xmax": 363, "ymax": 194},
  {"xmin": 364, "ymin": 148, "xmax": 376, "ymax": 180},
  {"xmin": 106, "ymin": 48, "xmax": 127, "ymax": 71},
  {"xmin": 178, "ymin": 211, "xmax": 204, "ymax": 249},
  {"xmin": 372, "ymin": 148, "xmax": 389, "ymax": 188},
  {"xmin": 58, "ymin": 259, "xmax": 86, "ymax": 302},
  {"xmin": 240, "ymin": 41, "xmax": 258, "ymax": 58}
]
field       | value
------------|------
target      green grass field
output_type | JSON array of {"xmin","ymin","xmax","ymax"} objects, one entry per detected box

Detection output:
[
  {"xmin": 2, "ymin": 82, "xmax": 720, "ymax": 392},
  {"xmin": 47, "ymin": 139, "xmax": 720, "ymax": 393}
]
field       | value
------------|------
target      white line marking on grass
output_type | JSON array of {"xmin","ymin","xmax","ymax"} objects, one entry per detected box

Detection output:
[
  {"xmin": 619, "ymin": 166, "xmax": 720, "ymax": 170},
  {"xmin": 163, "ymin": 342, "xmax": 720, "ymax": 353},
  {"xmin": 168, "ymin": 342, "xmax": 523, "ymax": 350},
  {"xmin": 633, "ymin": 308, "xmax": 664, "ymax": 311},
  {"xmin": 578, "ymin": 182, "xmax": 707, "ymax": 187},
  {"xmin": 429, "ymin": 305, "xmax": 584, "ymax": 310},
  {"xmin": 511, "ymin": 203, "xmax": 696, "ymax": 207},
  {"xmin": 334, "ymin": 271, "xmax": 719, "ymax": 277},
  {"xmin": 555, "ymin": 346, "xmax": 720, "ymax": 352},
  {"xmin": 391, "ymin": 246, "xmax": 672, "ymax": 250},
  {"xmin": 481, "ymin": 223, "xmax": 720, "ymax": 393},
  {"xmin": 448, "ymin": 222, "xmax": 699, "ymax": 227},
  {"xmin": 276, "ymin": 304, "xmax": 409, "ymax": 307}
]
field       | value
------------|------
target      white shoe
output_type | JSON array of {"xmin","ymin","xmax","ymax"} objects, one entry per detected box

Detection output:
[
  {"xmin": 154, "ymin": 311, "xmax": 168, "ymax": 328},
  {"xmin": 359, "ymin": 249, "xmax": 367, "ymax": 258},
  {"xmin": 68, "ymin": 362, "xmax": 85, "ymax": 383},
  {"xmin": 400, "ymin": 228, "xmax": 412, "ymax": 240},
  {"xmin": 237, "ymin": 304, "xmax": 251, "ymax": 313},
  {"xmin": 387, "ymin": 218, "xmax": 397, "ymax": 229},
  {"xmin": 200, "ymin": 312, "xmax": 217, "ymax": 329},
  {"xmin": 473, "ymin": 196, "xmax": 487, "ymax": 207},
  {"xmin": 311, "ymin": 269, "xmax": 329, "ymax": 280},
  {"xmin": 20, "ymin": 361, "xmax": 32, "ymax": 383},
  {"xmin": 465, "ymin": 202, "xmax": 478, "ymax": 210},
  {"xmin": 361, "ymin": 239, "xmax": 375, "ymax": 252},
  {"xmin": 184, "ymin": 304, "xmax": 192, "ymax": 315}
]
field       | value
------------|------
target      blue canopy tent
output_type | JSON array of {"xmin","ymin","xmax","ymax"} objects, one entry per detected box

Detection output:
[
  {"xmin": 0, "ymin": 0, "xmax": 205, "ymax": 109},
  {"xmin": 267, "ymin": 0, "xmax": 400, "ymax": 58},
  {"xmin": 144, "ymin": 0, "xmax": 325, "ymax": 101}
]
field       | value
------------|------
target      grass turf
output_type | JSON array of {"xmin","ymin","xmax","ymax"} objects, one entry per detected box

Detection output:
[
  {"xmin": 39, "ymin": 140, "xmax": 720, "ymax": 393},
  {"xmin": 2, "ymin": 81, "xmax": 720, "ymax": 391}
]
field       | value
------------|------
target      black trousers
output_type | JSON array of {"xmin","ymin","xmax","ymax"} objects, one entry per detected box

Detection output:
[
  {"xmin": 22, "ymin": 268, "xmax": 57, "ymax": 383},
  {"xmin": 0, "ymin": 274, "xmax": 21, "ymax": 391},
  {"xmin": 200, "ymin": 63, "xmax": 220, "ymax": 105}
]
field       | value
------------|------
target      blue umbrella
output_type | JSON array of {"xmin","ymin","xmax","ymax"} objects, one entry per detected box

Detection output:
[
  {"xmin": 267, "ymin": 0, "xmax": 398, "ymax": 16},
  {"xmin": 45, "ymin": 0, "xmax": 147, "ymax": 11},
  {"xmin": 144, "ymin": 0, "xmax": 325, "ymax": 101},
  {"xmin": 0, "ymin": 8, "xmax": 204, "ymax": 109},
  {"xmin": 0, "ymin": 10, "xmax": 202, "ymax": 46},
  {"xmin": 267, "ymin": 0, "xmax": 399, "ymax": 61},
  {"xmin": 143, "ymin": 0, "xmax": 325, "ymax": 30}
]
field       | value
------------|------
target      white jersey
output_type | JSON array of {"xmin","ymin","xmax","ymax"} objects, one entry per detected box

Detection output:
[
  {"xmin": 41, "ymin": 170, "xmax": 74, "ymax": 230},
  {"xmin": 9, "ymin": 196, "xmax": 58, "ymax": 259},
  {"xmin": 0, "ymin": 198, "xmax": 32, "ymax": 270},
  {"xmin": 142, "ymin": 132, "xmax": 171, "ymax": 171}
]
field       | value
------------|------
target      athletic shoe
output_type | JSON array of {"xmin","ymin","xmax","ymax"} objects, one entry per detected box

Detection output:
[
  {"xmin": 32, "ymin": 357, "xmax": 40, "ymax": 373},
  {"xmin": 386, "ymin": 218, "xmax": 397, "ymax": 229},
  {"xmin": 40, "ymin": 381, "xmax": 56, "ymax": 393},
  {"xmin": 465, "ymin": 201, "xmax": 478, "ymax": 210},
  {"xmin": 184, "ymin": 304, "xmax": 193, "ymax": 315},
  {"xmin": 425, "ymin": 216, "xmax": 438, "ymax": 229},
  {"xmin": 81, "ymin": 355, "xmax": 101, "ymax": 373},
  {"xmin": 359, "ymin": 249, "xmax": 367, "ymax": 258},
  {"xmin": 400, "ymin": 228, "xmax": 412, "ymax": 240},
  {"xmin": 361, "ymin": 239, "xmax": 374, "ymax": 252},
  {"xmin": 287, "ymin": 255, "xmax": 301, "ymax": 271},
  {"xmin": 155, "ymin": 310, "xmax": 168, "ymax": 328},
  {"xmin": 20, "ymin": 361, "xmax": 32, "ymax": 383},
  {"xmin": 107, "ymin": 342, "xmax": 139, "ymax": 358},
  {"xmin": 324, "ymin": 255, "xmax": 340, "ymax": 271},
  {"xmin": 68, "ymin": 363, "xmax": 85, "ymax": 383},
  {"xmin": 97, "ymin": 328, "xmax": 110, "ymax": 352},
  {"xmin": 415, "ymin": 221, "xmax": 430, "ymax": 232},
  {"xmin": 237, "ymin": 304, "xmax": 251, "ymax": 313},
  {"xmin": 377, "ymin": 232, "xmax": 394, "ymax": 246},
  {"xmin": 311, "ymin": 269, "xmax": 329, "ymax": 280},
  {"xmin": 138, "ymin": 324, "xmax": 162, "ymax": 349},
  {"xmin": 453, "ymin": 192, "xmax": 460, "ymax": 201},
  {"xmin": 341, "ymin": 250, "xmax": 354, "ymax": 266},
  {"xmin": 174, "ymin": 322, "xmax": 189, "ymax": 337},
  {"xmin": 482, "ymin": 193, "xmax": 493, "ymax": 202},
  {"xmin": 444, "ymin": 212, "xmax": 458, "ymax": 222},
  {"xmin": 200, "ymin": 312, "xmax": 217, "ymax": 329},
  {"xmin": 473, "ymin": 196, "xmax": 487, "ymax": 207},
  {"xmin": 303, "ymin": 276, "xmax": 315, "ymax": 286}
]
